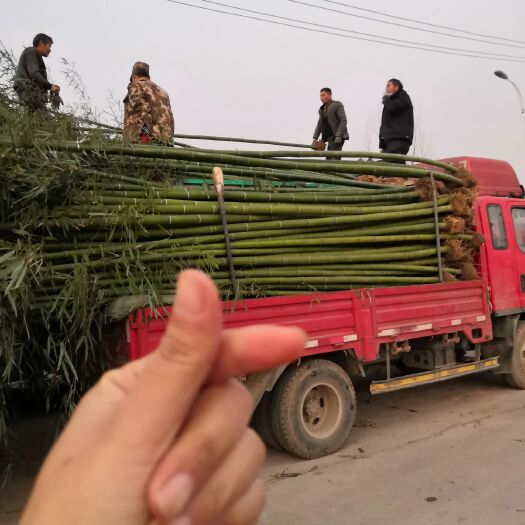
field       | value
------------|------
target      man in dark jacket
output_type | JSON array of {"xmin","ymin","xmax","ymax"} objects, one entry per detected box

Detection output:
[
  {"xmin": 312, "ymin": 87, "xmax": 349, "ymax": 153},
  {"xmin": 379, "ymin": 79, "xmax": 414, "ymax": 161},
  {"xmin": 13, "ymin": 33, "xmax": 60, "ymax": 112}
]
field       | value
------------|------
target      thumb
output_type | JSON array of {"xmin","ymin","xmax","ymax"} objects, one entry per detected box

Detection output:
[{"xmin": 108, "ymin": 269, "xmax": 222, "ymax": 457}]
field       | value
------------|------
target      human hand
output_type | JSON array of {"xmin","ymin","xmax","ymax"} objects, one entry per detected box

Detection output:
[
  {"xmin": 50, "ymin": 84, "xmax": 60, "ymax": 93},
  {"xmin": 311, "ymin": 139, "xmax": 326, "ymax": 151},
  {"xmin": 20, "ymin": 270, "xmax": 306, "ymax": 525},
  {"xmin": 334, "ymin": 137, "xmax": 343, "ymax": 146},
  {"xmin": 50, "ymin": 93, "xmax": 64, "ymax": 110}
]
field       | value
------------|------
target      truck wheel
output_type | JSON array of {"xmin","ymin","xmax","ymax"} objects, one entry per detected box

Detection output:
[
  {"xmin": 271, "ymin": 359, "xmax": 356, "ymax": 459},
  {"xmin": 505, "ymin": 321, "xmax": 525, "ymax": 389},
  {"xmin": 252, "ymin": 392, "xmax": 282, "ymax": 451}
]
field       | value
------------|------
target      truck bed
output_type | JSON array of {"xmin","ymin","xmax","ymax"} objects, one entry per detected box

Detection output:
[{"xmin": 126, "ymin": 280, "xmax": 492, "ymax": 363}]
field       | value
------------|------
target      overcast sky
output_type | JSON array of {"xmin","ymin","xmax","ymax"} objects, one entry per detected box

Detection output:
[{"xmin": 2, "ymin": 0, "xmax": 525, "ymax": 179}]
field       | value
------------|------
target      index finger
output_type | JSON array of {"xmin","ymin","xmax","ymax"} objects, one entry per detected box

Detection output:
[{"xmin": 209, "ymin": 325, "xmax": 307, "ymax": 383}]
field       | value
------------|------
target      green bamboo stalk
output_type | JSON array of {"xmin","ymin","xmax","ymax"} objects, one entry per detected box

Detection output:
[
  {"xmin": 70, "ymin": 197, "xmax": 449, "ymax": 222},
  {"xmin": 43, "ymin": 243, "xmax": 442, "ymax": 272},
  {"xmin": 74, "ymin": 127, "xmax": 456, "ymax": 173},
  {"xmin": 220, "ymin": 233, "xmax": 469, "ymax": 250},
  {"xmin": 234, "ymin": 276, "xmax": 440, "ymax": 285},
  {"xmin": 252, "ymin": 283, "xmax": 435, "ymax": 292},
  {"xmin": 81, "ymin": 196, "xmax": 448, "ymax": 218},
  {"xmin": 97, "ymin": 161, "xmax": 363, "ymax": 189},
  {"xmin": 46, "ymin": 213, "xmax": 278, "ymax": 229},
  {"xmin": 139, "ymin": 221, "xmax": 441, "ymax": 248},
  {"xmin": 172, "ymin": 134, "xmax": 313, "ymax": 149},
  {"xmin": 51, "ymin": 270, "xmax": 405, "ymax": 290},
  {"xmin": 88, "ymin": 188, "xmax": 419, "ymax": 205},
  {"xmin": 223, "ymin": 264, "xmax": 453, "ymax": 275},
  {"xmin": 71, "ymin": 204, "xmax": 452, "ymax": 231},
  {"xmin": 197, "ymin": 149, "xmax": 458, "ymax": 173},
  {"xmin": 109, "ymin": 235, "xmax": 455, "ymax": 257},
  {"xmin": 153, "ymin": 243, "xmax": 432, "ymax": 256},
  {"xmin": 45, "ymin": 208, "xmax": 451, "ymax": 243},
  {"xmin": 43, "ymin": 225, "xmax": 342, "ymax": 251},
  {"xmin": 125, "ymin": 261, "xmax": 448, "ymax": 279},
  {"xmin": 276, "ymin": 222, "xmax": 441, "ymax": 241},
  {"xmin": 76, "ymin": 127, "xmax": 315, "ymax": 149},
  {"xmin": 2, "ymin": 138, "xmax": 463, "ymax": 185},
  {"xmin": 210, "ymin": 247, "xmax": 446, "ymax": 268}
]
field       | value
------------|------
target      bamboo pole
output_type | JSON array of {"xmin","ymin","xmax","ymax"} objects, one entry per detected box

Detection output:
[
  {"xmin": 213, "ymin": 167, "xmax": 238, "ymax": 298},
  {"xmin": 0, "ymin": 138, "xmax": 464, "ymax": 185}
]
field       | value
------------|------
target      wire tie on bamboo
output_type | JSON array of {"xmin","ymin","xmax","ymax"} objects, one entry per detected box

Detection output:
[
  {"xmin": 430, "ymin": 174, "xmax": 444, "ymax": 283},
  {"xmin": 212, "ymin": 166, "xmax": 239, "ymax": 304}
]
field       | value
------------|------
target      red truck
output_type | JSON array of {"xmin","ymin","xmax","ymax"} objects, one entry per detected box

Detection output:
[{"xmin": 120, "ymin": 156, "xmax": 525, "ymax": 459}]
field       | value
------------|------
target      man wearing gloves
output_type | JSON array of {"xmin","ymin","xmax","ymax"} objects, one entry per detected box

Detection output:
[
  {"xmin": 312, "ymin": 87, "xmax": 349, "ymax": 154},
  {"xmin": 379, "ymin": 79, "xmax": 414, "ymax": 160},
  {"xmin": 13, "ymin": 33, "xmax": 61, "ymax": 113}
]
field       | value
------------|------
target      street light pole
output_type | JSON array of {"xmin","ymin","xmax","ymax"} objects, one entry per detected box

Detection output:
[{"xmin": 494, "ymin": 70, "xmax": 525, "ymax": 182}]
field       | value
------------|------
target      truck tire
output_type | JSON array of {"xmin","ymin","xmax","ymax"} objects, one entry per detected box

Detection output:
[
  {"xmin": 251, "ymin": 392, "xmax": 282, "ymax": 451},
  {"xmin": 270, "ymin": 359, "xmax": 356, "ymax": 459},
  {"xmin": 505, "ymin": 321, "xmax": 525, "ymax": 389}
]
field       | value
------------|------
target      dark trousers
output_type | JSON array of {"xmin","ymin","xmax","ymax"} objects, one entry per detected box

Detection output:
[
  {"xmin": 326, "ymin": 137, "xmax": 344, "ymax": 160},
  {"xmin": 15, "ymin": 86, "xmax": 48, "ymax": 113},
  {"xmin": 381, "ymin": 139, "xmax": 411, "ymax": 164}
]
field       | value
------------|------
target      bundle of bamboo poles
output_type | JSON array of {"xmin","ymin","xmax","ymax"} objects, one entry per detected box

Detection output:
[{"xmin": 0, "ymin": 118, "xmax": 482, "ymax": 438}]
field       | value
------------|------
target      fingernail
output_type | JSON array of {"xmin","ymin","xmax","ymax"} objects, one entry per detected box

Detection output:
[
  {"xmin": 156, "ymin": 473, "xmax": 194, "ymax": 518},
  {"xmin": 169, "ymin": 516, "xmax": 192, "ymax": 525},
  {"xmin": 175, "ymin": 271, "xmax": 205, "ymax": 316}
]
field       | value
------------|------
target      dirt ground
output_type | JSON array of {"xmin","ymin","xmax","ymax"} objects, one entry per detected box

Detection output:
[
  {"xmin": 260, "ymin": 374, "xmax": 525, "ymax": 525},
  {"xmin": 1, "ymin": 373, "xmax": 525, "ymax": 524}
]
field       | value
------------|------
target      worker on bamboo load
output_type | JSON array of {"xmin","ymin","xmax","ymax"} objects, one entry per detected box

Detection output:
[
  {"xmin": 379, "ymin": 79, "xmax": 414, "ymax": 163},
  {"xmin": 311, "ymin": 87, "xmax": 349, "ymax": 158},
  {"xmin": 13, "ymin": 33, "xmax": 62, "ymax": 113},
  {"xmin": 123, "ymin": 62, "xmax": 175, "ymax": 144}
]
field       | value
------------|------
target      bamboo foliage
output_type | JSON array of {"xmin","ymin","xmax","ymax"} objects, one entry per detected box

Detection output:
[{"xmin": 0, "ymin": 90, "xmax": 483, "ymax": 442}]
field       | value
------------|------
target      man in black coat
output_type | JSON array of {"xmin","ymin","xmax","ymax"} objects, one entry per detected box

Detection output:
[
  {"xmin": 312, "ymin": 87, "xmax": 349, "ymax": 153},
  {"xmin": 379, "ymin": 79, "xmax": 414, "ymax": 161},
  {"xmin": 13, "ymin": 33, "xmax": 60, "ymax": 112}
]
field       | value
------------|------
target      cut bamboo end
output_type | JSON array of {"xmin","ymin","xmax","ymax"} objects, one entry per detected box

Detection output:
[
  {"xmin": 449, "ymin": 192, "xmax": 473, "ymax": 219},
  {"xmin": 455, "ymin": 166, "xmax": 477, "ymax": 188},
  {"xmin": 415, "ymin": 177, "xmax": 448, "ymax": 201},
  {"xmin": 212, "ymin": 166, "xmax": 224, "ymax": 192},
  {"xmin": 459, "ymin": 262, "xmax": 481, "ymax": 281},
  {"xmin": 445, "ymin": 216, "xmax": 466, "ymax": 234}
]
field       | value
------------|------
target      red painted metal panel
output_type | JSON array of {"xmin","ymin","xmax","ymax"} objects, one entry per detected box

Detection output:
[
  {"xmin": 370, "ymin": 281, "xmax": 492, "ymax": 349},
  {"xmin": 440, "ymin": 157, "xmax": 523, "ymax": 198},
  {"xmin": 128, "ymin": 291, "xmax": 362, "ymax": 361},
  {"xmin": 127, "ymin": 281, "xmax": 492, "ymax": 364},
  {"xmin": 476, "ymin": 196, "xmax": 522, "ymax": 314}
]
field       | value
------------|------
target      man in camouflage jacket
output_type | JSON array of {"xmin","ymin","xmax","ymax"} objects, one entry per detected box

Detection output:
[{"xmin": 123, "ymin": 62, "xmax": 174, "ymax": 144}]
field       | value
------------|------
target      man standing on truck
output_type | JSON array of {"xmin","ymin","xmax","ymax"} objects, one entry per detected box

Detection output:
[
  {"xmin": 123, "ymin": 62, "xmax": 175, "ymax": 144},
  {"xmin": 312, "ymin": 87, "xmax": 349, "ymax": 156},
  {"xmin": 13, "ymin": 34, "xmax": 61, "ymax": 113},
  {"xmin": 379, "ymin": 79, "xmax": 414, "ymax": 162}
]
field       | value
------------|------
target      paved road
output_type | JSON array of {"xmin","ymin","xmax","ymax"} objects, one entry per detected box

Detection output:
[
  {"xmin": 2, "ymin": 373, "xmax": 525, "ymax": 524},
  {"xmin": 260, "ymin": 373, "xmax": 525, "ymax": 525}
]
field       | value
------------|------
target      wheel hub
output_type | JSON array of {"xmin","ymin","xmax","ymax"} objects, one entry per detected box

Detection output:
[
  {"xmin": 301, "ymin": 383, "xmax": 343, "ymax": 439},
  {"xmin": 305, "ymin": 392, "xmax": 322, "ymax": 418}
]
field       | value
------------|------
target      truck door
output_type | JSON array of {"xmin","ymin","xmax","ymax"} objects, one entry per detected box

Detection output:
[
  {"xmin": 509, "ymin": 205, "xmax": 525, "ymax": 309},
  {"xmin": 482, "ymin": 202, "xmax": 519, "ymax": 313}
]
